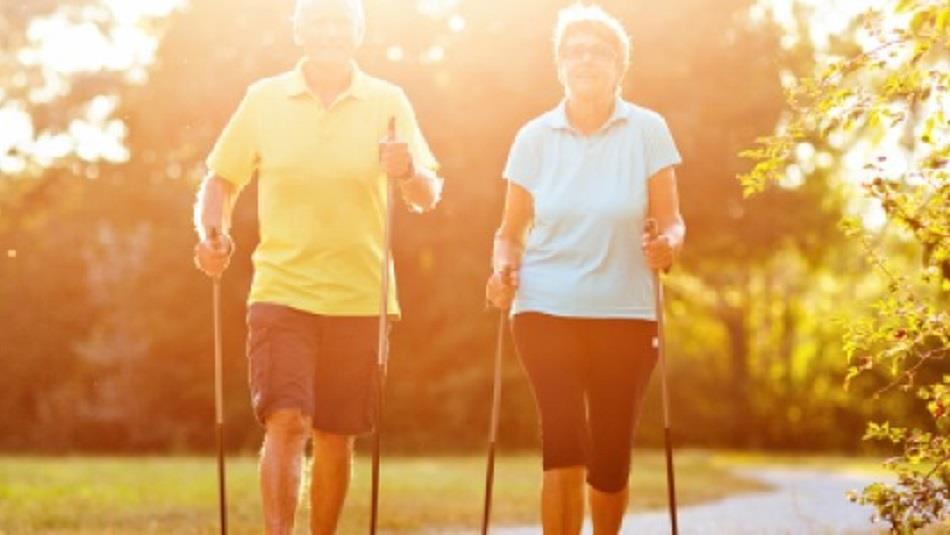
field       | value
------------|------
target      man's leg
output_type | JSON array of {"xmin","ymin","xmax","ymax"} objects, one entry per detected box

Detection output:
[
  {"xmin": 309, "ymin": 430, "xmax": 355, "ymax": 535},
  {"xmin": 309, "ymin": 316, "xmax": 379, "ymax": 533},
  {"xmin": 542, "ymin": 466, "xmax": 586, "ymax": 535},
  {"xmin": 260, "ymin": 409, "xmax": 312, "ymax": 535}
]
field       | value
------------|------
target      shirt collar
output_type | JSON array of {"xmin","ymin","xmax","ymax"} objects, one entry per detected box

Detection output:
[
  {"xmin": 285, "ymin": 58, "xmax": 370, "ymax": 101},
  {"xmin": 547, "ymin": 96, "xmax": 631, "ymax": 133}
]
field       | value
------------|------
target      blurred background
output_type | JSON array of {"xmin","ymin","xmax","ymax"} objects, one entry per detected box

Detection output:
[{"xmin": 0, "ymin": 0, "xmax": 934, "ymax": 457}]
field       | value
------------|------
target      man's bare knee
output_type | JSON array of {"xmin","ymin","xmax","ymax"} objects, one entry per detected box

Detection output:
[
  {"xmin": 264, "ymin": 409, "xmax": 312, "ymax": 443},
  {"xmin": 312, "ymin": 430, "xmax": 354, "ymax": 459}
]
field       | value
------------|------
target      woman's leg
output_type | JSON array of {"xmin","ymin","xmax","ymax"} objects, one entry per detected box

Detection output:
[
  {"xmin": 589, "ymin": 485, "xmax": 628, "ymax": 535},
  {"xmin": 543, "ymin": 466, "xmax": 586, "ymax": 535},
  {"xmin": 512, "ymin": 313, "xmax": 590, "ymax": 535},
  {"xmin": 585, "ymin": 319, "xmax": 658, "ymax": 534}
]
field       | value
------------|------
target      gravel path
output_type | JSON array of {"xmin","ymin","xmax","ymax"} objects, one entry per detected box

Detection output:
[{"xmin": 489, "ymin": 467, "xmax": 890, "ymax": 535}]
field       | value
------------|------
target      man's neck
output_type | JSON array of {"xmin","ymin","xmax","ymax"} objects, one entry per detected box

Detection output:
[{"xmin": 303, "ymin": 60, "xmax": 354, "ymax": 107}]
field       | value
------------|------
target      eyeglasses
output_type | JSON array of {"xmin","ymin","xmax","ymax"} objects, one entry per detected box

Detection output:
[{"xmin": 560, "ymin": 43, "xmax": 618, "ymax": 63}]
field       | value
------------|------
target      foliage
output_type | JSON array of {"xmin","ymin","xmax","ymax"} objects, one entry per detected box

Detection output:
[
  {"xmin": 0, "ymin": 0, "xmax": 920, "ymax": 459},
  {"xmin": 740, "ymin": 0, "xmax": 949, "ymax": 530}
]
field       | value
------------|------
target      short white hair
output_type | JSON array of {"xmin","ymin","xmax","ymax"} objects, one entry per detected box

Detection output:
[
  {"xmin": 293, "ymin": 0, "xmax": 366, "ymax": 36},
  {"xmin": 554, "ymin": 2, "xmax": 631, "ymax": 71}
]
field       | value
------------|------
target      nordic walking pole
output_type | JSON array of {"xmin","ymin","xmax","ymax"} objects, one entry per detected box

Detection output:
[
  {"xmin": 209, "ymin": 227, "xmax": 229, "ymax": 535},
  {"xmin": 646, "ymin": 219, "xmax": 678, "ymax": 535},
  {"xmin": 481, "ymin": 268, "xmax": 510, "ymax": 535},
  {"xmin": 370, "ymin": 117, "xmax": 397, "ymax": 535}
]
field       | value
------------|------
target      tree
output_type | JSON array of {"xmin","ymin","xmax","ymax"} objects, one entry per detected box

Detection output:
[
  {"xmin": 1, "ymin": 0, "xmax": 899, "ymax": 455},
  {"xmin": 741, "ymin": 0, "xmax": 949, "ymax": 529},
  {"xmin": 0, "ymin": 1, "xmax": 189, "ymax": 451}
]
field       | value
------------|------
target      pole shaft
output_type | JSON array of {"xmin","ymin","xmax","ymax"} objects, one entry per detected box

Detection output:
[
  {"xmin": 655, "ymin": 281, "xmax": 670, "ymax": 425},
  {"xmin": 653, "ymin": 272, "xmax": 677, "ymax": 535},
  {"xmin": 664, "ymin": 427, "xmax": 677, "ymax": 535},
  {"xmin": 371, "ymin": 183, "xmax": 394, "ymax": 535},
  {"xmin": 212, "ymin": 278, "xmax": 228, "ymax": 535},
  {"xmin": 481, "ymin": 446, "xmax": 496, "ymax": 535},
  {"xmin": 489, "ymin": 312, "xmax": 505, "ymax": 442},
  {"xmin": 214, "ymin": 280, "xmax": 224, "ymax": 423},
  {"xmin": 370, "ymin": 426, "xmax": 381, "ymax": 534},
  {"xmin": 217, "ymin": 423, "xmax": 228, "ymax": 535},
  {"xmin": 482, "ymin": 311, "xmax": 507, "ymax": 534}
]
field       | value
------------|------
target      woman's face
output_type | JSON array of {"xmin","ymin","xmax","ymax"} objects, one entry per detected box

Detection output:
[
  {"xmin": 294, "ymin": 1, "xmax": 361, "ymax": 69},
  {"xmin": 557, "ymin": 31, "xmax": 622, "ymax": 103}
]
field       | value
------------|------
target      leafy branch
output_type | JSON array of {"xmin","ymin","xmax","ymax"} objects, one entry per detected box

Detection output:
[{"xmin": 741, "ymin": 0, "xmax": 950, "ymax": 531}]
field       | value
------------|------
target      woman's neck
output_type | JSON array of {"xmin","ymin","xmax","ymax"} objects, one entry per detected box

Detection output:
[{"xmin": 566, "ymin": 94, "xmax": 615, "ymax": 136}]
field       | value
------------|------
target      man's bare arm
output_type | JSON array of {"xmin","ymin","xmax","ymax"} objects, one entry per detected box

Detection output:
[{"xmin": 194, "ymin": 174, "xmax": 237, "ymax": 240}]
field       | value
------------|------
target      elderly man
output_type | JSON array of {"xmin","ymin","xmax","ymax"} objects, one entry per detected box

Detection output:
[{"xmin": 193, "ymin": 0, "xmax": 442, "ymax": 532}]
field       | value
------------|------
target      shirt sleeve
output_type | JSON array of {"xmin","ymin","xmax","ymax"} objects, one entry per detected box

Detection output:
[
  {"xmin": 502, "ymin": 123, "xmax": 541, "ymax": 193},
  {"xmin": 644, "ymin": 114, "xmax": 682, "ymax": 179},
  {"xmin": 206, "ymin": 87, "xmax": 260, "ymax": 191},
  {"xmin": 392, "ymin": 89, "xmax": 439, "ymax": 172}
]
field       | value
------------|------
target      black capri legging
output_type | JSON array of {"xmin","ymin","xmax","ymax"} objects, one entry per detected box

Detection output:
[{"xmin": 511, "ymin": 312, "xmax": 658, "ymax": 493}]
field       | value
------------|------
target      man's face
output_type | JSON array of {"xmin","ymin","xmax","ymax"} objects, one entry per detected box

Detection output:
[
  {"xmin": 294, "ymin": 1, "xmax": 361, "ymax": 68},
  {"xmin": 557, "ymin": 32, "xmax": 622, "ymax": 101}
]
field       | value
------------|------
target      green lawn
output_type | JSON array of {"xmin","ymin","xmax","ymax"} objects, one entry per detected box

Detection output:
[{"xmin": 0, "ymin": 450, "xmax": 773, "ymax": 534}]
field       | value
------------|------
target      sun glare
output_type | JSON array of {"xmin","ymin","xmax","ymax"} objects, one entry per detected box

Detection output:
[
  {"xmin": 3, "ymin": 0, "xmax": 183, "ymax": 170},
  {"xmin": 755, "ymin": 0, "xmax": 879, "ymax": 52},
  {"xmin": 756, "ymin": 0, "xmax": 948, "ymax": 232},
  {"xmin": 416, "ymin": 0, "xmax": 460, "ymax": 19}
]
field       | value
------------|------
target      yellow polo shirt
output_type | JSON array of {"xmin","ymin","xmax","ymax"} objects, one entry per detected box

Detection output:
[{"xmin": 206, "ymin": 60, "xmax": 438, "ymax": 317}]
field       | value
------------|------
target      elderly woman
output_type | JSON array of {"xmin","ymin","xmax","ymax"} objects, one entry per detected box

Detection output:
[{"xmin": 486, "ymin": 3, "xmax": 685, "ymax": 533}]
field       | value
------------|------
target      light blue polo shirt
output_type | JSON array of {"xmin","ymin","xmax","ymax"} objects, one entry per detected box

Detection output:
[{"xmin": 504, "ymin": 97, "xmax": 681, "ymax": 320}]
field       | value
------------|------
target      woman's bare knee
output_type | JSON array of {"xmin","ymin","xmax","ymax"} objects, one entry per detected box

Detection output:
[{"xmin": 545, "ymin": 466, "xmax": 586, "ymax": 483}]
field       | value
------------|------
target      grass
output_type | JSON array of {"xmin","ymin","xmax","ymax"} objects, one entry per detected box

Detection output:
[{"xmin": 0, "ymin": 450, "xmax": 775, "ymax": 534}]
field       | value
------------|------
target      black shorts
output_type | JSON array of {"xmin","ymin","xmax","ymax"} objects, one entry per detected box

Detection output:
[
  {"xmin": 511, "ymin": 312, "xmax": 658, "ymax": 493},
  {"xmin": 246, "ymin": 302, "xmax": 382, "ymax": 436}
]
